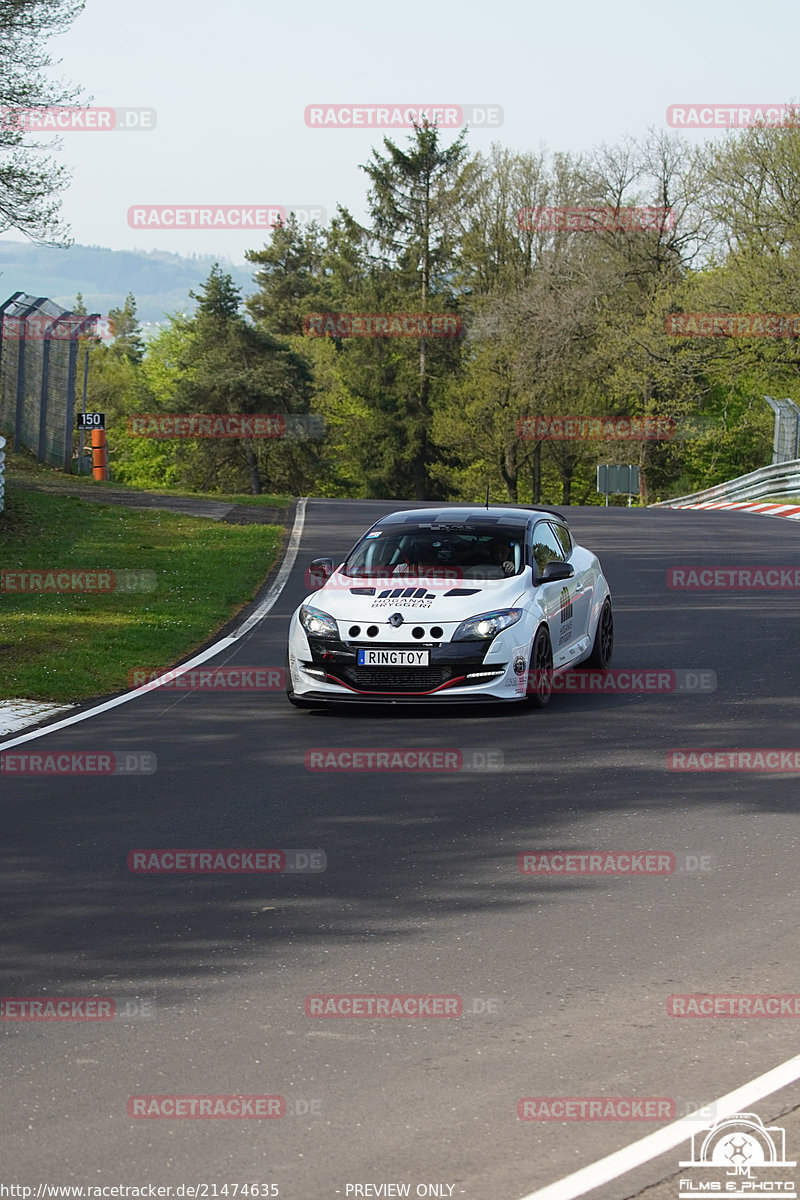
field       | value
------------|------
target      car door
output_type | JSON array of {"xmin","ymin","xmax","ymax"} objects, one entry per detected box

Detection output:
[
  {"xmin": 530, "ymin": 520, "xmax": 571, "ymax": 663},
  {"xmin": 548, "ymin": 521, "xmax": 593, "ymax": 654}
]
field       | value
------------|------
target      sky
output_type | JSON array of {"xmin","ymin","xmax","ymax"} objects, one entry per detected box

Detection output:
[{"xmin": 4, "ymin": 0, "xmax": 800, "ymax": 264}]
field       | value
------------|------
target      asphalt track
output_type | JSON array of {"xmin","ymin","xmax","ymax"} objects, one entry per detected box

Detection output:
[{"xmin": 3, "ymin": 498, "xmax": 800, "ymax": 1200}]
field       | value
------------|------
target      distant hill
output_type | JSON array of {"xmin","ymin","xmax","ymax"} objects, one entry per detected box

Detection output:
[{"xmin": 0, "ymin": 240, "xmax": 257, "ymax": 327}]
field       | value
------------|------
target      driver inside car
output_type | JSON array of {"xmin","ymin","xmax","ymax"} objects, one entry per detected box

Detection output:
[
  {"xmin": 493, "ymin": 540, "xmax": 518, "ymax": 576},
  {"xmin": 393, "ymin": 538, "xmax": 427, "ymax": 574}
]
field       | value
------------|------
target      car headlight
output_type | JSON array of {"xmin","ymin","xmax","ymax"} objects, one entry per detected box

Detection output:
[
  {"xmin": 299, "ymin": 604, "xmax": 339, "ymax": 640},
  {"xmin": 452, "ymin": 608, "xmax": 523, "ymax": 641}
]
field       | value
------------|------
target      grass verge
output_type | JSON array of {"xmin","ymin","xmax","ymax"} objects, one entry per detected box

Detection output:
[
  {"xmin": 5, "ymin": 448, "xmax": 292, "ymax": 507},
  {"xmin": 0, "ymin": 489, "xmax": 283, "ymax": 703}
]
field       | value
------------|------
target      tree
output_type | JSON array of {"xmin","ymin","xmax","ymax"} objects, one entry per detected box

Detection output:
[
  {"xmin": 190, "ymin": 261, "xmax": 242, "ymax": 320},
  {"xmin": 0, "ymin": 0, "xmax": 85, "ymax": 244},
  {"xmin": 245, "ymin": 216, "xmax": 325, "ymax": 335},
  {"xmin": 109, "ymin": 316, "xmax": 195, "ymax": 490},
  {"xmin": 456, "ymin": 142, "xmax": 549, "ymax": 297},
  {"xmin": 107, "ymin": 292, "xmax": 145, "ymax": 364},
  {"xmin": 690, "ymin": 120, "xmax": 800, "ymax": 395},
  {"xmin": 176, "ymin": 265, "xmax": 315, "ymax": 495},
  {"xmin": 437, "ymin": 147, "xmax": 604, "ymax": 505},
  {"xmin": 360, "ymin": 120, "xmax": 472, "ymax": 497}
]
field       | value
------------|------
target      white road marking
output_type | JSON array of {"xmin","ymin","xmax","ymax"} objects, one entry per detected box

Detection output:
[
  {"xmin": 517, "ymin": 1051, "xmax": 800, "ymax": 1200},
  {"xmin": 0, "ymin": 498, "xmax": 307, "ymax": 752}
]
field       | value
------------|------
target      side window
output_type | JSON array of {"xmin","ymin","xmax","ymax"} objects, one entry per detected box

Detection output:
[
  {"xmin": 550, "ymin": 522, "xmax": 572, "ymax": 558},
  {"xmin": 530, "ymin": 521, "xmax": 566, "ymax": 576}
]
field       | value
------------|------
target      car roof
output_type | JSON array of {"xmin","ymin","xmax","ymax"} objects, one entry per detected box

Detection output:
[{"xmin": 372, "ymin": 506, "xmax": 569, "ymax": 530}]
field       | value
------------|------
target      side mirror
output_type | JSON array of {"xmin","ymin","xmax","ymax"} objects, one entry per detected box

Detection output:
[
  {"xmin": 534, "ymin": 560, "xmax": 574, "ymax": 585},
  {"xmin": 305, "ymin": 557, "xmax": 335, "ymax": 590}
]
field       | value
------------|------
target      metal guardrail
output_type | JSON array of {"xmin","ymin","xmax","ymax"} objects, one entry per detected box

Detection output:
[
  {"xmin": 0, "ymin": 434, "xmax": 5, "ymax": 513},
  {"xmin": 652, "ymin": 458, "xmax": 800, "ymax": 507}
]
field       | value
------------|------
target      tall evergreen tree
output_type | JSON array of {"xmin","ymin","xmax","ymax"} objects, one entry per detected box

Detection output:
[
  {"xmin": 107, "ymin": 292, "xmax": 145, "ymax": 364},
  {"xmin": 245, "ymin": 216, "xmax": 325, "ymax": 335},
  {"xmin": 177, "ymin": 265, "xmax": 314, "ymax": 495},
  {"xmin": 360, "ymin": 120, "xmax": 472, "ymax": 497}
]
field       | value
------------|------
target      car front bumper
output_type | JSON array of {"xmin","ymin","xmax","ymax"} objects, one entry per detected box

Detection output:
[{"xmin": 287, "ymin": 620, "xmax": 532, "ymax": 704}]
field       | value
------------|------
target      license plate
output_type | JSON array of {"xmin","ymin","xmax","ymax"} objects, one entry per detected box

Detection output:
[{"xmin": 357, "ymin": 649, "xmax": 430, "ymax": 667}]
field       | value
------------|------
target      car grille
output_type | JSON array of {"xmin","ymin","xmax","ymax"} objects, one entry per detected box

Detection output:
[{"xmin": 335, "ymin": 666, "xmax": 460, "ymax": 693}]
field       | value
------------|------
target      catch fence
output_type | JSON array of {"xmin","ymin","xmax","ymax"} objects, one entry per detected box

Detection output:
[{"xmin": 0, "ymin": 292, "xmax": 100, "ymax": 472}]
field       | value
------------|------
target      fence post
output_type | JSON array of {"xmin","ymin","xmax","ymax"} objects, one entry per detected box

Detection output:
[
  {"xmin": 764, "ymin": 395, "xmax": 800, "ymax": 463},
  {"xmin": 65, "ymin": 315, "xmax": 100, "ymax": 473},
  {"xmin": 13, "ymin": 297, "xmax": 46, "ymax": 453},
  {"xmin": 0, "ymin": 292, "xmax": 23, "ymax": 417},
  {"xmin": 40, "ymin": 311, "xmax": 66, "ymax": 462}
]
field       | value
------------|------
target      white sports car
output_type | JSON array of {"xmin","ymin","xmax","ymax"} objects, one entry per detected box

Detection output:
[{"xmin": 286, "ymin": 506, "xmax": 612, "ymax": 706}]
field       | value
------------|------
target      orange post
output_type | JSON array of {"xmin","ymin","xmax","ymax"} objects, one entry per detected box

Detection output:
[{"xmin": 91, "ymin": 428, "xmax": 107, "ymax": 480}]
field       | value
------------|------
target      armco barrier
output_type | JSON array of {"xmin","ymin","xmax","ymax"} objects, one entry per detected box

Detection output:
[
  {"xmin": 652, "ymin": 458, "xmax": 800, "ymax": 508},
  {"xmin": 0, "ymin": 434, "xmax": 5, "ymax": 513}
]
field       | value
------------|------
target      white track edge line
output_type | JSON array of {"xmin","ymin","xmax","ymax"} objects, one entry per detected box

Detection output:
[
  {"xmin": 230, "ymin": 496, "xmax": 307, "ymax": 639},
  {"xmin": 516, "ymin": 1051, "xmax": 800, "ymax": 1200},
  {"xmin": 0, "ymin": 498, "xmax": 307, "ymax": 752}
]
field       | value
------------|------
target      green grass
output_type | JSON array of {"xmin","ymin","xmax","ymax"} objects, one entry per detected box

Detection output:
[
  {"xmin": 761, "ymin": 494, "xmax": 800, "ymax": 504},
  {"xmin": 5, "ymin": 448, "xmax": 292, "ymax": 507},
  {"xmin": 0, "ymin": 489, "xmax": 283, "ymax": 703}
]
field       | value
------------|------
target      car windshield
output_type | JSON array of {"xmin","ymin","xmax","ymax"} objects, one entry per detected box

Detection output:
[{"xmin": 343, "ymin": 525, "xmax": 525, "ymax": 580}]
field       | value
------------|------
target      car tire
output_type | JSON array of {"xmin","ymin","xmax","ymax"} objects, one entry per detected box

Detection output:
[
  {"xmin": 584, "ymin": 598, "xmax": 613, "ymax": 668},
  {"xmin": 527, "ymin": 625, "xmax": 553, "ymax": 708}
]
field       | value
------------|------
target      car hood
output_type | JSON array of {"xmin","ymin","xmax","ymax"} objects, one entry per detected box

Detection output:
[{"xmin": 303, "ymin": 570, "xmax": 527, "ymax": 623}]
